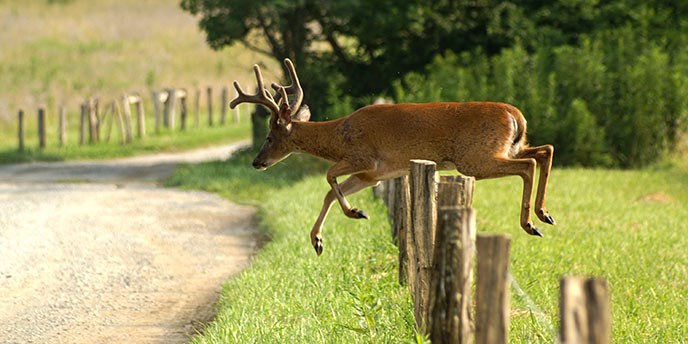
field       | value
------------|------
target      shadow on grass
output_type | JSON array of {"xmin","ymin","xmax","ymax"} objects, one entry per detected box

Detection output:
[{"xmin": 165, "ymin": 147, "xmax": 331, "ymax": 204}]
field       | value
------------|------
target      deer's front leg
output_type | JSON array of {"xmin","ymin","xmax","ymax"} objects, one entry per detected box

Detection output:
[
  {"xmin": 326, "ymin": 161, "xmax": 374, "ymax": 220},
  {"xmin": 311, "ymin": 173, "xmax": 378, "ymax": 256}
]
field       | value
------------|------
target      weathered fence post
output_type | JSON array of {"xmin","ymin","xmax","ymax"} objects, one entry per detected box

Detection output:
[
  {"xmin": 476, "ymin": 234, "xmax": 511, "ymax": 344},
  {"xmin": 58, "ymin": 106, "xmax": 67, "ymax": 146},
  {"xmin": 101, "ymin": 102, "xmax": 113, "ymax": 142},
  {"xmin": 221, "ymin": 85, "xmax": 228, "ymax": 125},
  {"xmin": 18, "ymin": 110, "xmax": 25, "ymax": 151},
  {"xmin": 152, "ymin": 90, "xmax": 163, "ymax": 133},
  {"xmin": 428, "ymin": 175, "xmax": 476, "ymax": 344},
  {"xmin": 113, "ymin": 101, "xmax": 126, "ymax": 145},
  {"xmin": 128, "ymin": 94, "xmax": 146, "ymax": 138},
  {"xmin": 207, "ymin": 86, "xmax": 213, "ymax": 126},
  {"xmin": 121, "ymin": 94, "xmax": 133, "ymax": 144},
  {"xmin": 392, "ymin": 176, "xmax": 411, "ymax": 285},
  {"xmin": 79, "ymin": 102, "xmax": 87, "ymax": 145},
  {"xmin": 385, "ymin": 179, "xmax": 397, "ymax": 228},
  {"xmin": 88, "ymin": 98, "xmax": 99, "ymax": 144},
  {"xmin": 409, "ymin": 159, "xmax": 439, "ymax": 329},
  {"xmin": 179, "ymin": 89, "xmax": 188, "ymax": 131},
  {"xmin": 560, "ymin": 277, "xmax": 611, "ymax": 344},
  {"xmin": 164, "ymin": 88, "xmax": 177, "ymax": 130},
  {"xmin": 38, "ymin": 107, "xmax": 46, "ymax": 149}
]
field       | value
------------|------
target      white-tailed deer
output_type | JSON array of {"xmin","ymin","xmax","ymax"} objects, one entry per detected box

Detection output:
[{"xmin": 231, "ymin": 59, "xmax": 555, "ymax": 256}]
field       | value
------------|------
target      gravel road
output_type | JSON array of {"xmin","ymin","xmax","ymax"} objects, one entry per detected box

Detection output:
[{"xmin": 0, "ymin": 141, "xmax": 258, "ymax": 343}]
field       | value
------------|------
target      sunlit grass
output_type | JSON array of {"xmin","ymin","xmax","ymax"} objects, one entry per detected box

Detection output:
[{"xmin": 170, "ymin": 151, "xmax": 688, "ymax": 343}]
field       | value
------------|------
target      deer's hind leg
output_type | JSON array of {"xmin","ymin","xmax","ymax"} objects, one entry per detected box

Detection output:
[
  {"xmin": 465, "ymin": 156, "xmax": 543, "ymax": 237},
  {"xmin": 311, "ymin": 173, "xmax": 379, "ymax": 256},
  {"xmin": 516, "ymin": 145, "xmax": 555, "ymax": 225}
]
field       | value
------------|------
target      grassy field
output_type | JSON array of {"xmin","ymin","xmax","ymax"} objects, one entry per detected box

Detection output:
[
  {"xmin": 0, "ymin": 0, "xmax": 279, "ymax": 162},
  {"xmin": 0, "ymin": 0, "xmax": 280, "ymax": 120},
  {"xmin": 168, "ymin": 150, "xmax": 688, "ymax": 343}
]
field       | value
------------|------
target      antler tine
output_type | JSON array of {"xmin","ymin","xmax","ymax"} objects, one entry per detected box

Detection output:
[
  {"xmin": 229, "ymin": 64, "xmax": 279, "ymax": 114},
  {"xmin": 271, "ymin": 58, "xmax": 303, "ymax": 114}
]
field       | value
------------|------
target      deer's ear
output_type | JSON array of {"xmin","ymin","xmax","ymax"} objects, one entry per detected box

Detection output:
[
  {"xmin": 294, "ymin": 104, "xmax": 311, "ymax": 122},
  {"xmin": 277, "ymin": 102, "xmax": 292, "ymax": 129}
]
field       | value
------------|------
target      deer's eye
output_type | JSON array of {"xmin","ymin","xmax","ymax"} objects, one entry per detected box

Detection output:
[{"xmin": 266, "ymin": 137, "xmax": 273, "ymax": 144}]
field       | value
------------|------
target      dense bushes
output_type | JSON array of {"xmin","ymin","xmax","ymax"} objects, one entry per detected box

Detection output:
[{"xmin": 393, "ymin": 28, "xmax": 688, "ymax": 168}]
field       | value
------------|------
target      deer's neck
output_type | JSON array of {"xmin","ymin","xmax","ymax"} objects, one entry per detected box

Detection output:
[{"xmin": 289, "ymin": 121, "xmax": 345, "ymax": 162}]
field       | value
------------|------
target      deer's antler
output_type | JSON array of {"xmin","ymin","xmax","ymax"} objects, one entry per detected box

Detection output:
[
  {"xmin": 230, "ymin": 64, "xmax": 279, "ymax": 114},
  {"xmin": 270, "ymin": 58, "xmax": 303, "ymax": 115}
]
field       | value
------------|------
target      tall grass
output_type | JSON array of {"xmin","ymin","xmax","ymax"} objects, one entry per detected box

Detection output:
[
  {"xmin": 0, "ymin": 0, "xmax": 281, "ymax": 123},
  {"xmin": 169, "ymin": 150, "xmax": 688, "ymax": 343},
  {"xmin": 0, "ymin": 0, "xmax": 283, "ymax": 162}
]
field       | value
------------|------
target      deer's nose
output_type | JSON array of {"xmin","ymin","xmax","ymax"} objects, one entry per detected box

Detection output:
[{"xmin": 252, "ymin": 159, "xmax": 268, "ymax": 170}]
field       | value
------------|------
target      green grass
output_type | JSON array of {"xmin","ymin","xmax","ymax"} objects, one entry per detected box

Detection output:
[
  {"xmin": 0, "ymin": 119, "xmax": 251, "ymax": 163},
  {"xmin": 168, "ymin": 150, "xmax": 688, "ymax": 343}
]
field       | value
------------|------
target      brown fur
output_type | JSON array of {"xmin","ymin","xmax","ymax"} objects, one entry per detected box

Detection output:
[{"xmin": 236, "ymin": 60, "xmax": 555, "ymax": 256}]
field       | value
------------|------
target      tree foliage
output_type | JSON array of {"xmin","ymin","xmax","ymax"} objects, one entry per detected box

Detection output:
[{"xmin": 182, "ymin": 0, "xmax": 688, "ymax": 166}]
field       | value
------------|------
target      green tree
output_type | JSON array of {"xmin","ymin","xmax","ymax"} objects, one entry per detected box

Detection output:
[{"xmin": 180, "ymin": 0, "xmax": 539, "ymax": 116}]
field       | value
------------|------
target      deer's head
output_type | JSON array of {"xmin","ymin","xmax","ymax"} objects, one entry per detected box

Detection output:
[{"xmin": 230, "ymin": 59, "xmax": 310, "ymax": 170}]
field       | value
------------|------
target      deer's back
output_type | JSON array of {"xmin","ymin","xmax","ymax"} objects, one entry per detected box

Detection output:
[{"xmin": 338, "ymin": 102, "xmax": 525, "ymax": 172}]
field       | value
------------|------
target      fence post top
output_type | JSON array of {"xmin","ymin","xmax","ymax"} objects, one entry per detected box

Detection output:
[{"xmin": 410, "ymin": 159, "xmax": 436, "ymax": 166}]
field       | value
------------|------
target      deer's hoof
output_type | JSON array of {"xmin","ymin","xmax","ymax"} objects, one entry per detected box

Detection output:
[
  {"xmin": 313, "ymin": 235, "xmax": 323, "ymax": 256},
  {"xmin": 538, "ymin": 209, "xmax": 556, "ymax": 226},
  {"xmin": 524, "ymin": 222, "xmax": 544, "ymax": 237},
  {"xmin": 543, "ymin": 214, "xmax": 556, "ymax": 226},
  {"xmin": 531, "ymin": 227, "xmax": 544, "ymax": 237},
  {"xmin": 349, "ymin": 208, "xmax": 369, "ymax": 220}
]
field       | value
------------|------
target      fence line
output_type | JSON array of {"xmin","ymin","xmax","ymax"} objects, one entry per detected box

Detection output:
[
  {"xmin": 375, "ymin": 161, "xmax": 610, "ymax": 343},
  {"xmin": 14, "ymin": 85, "xmax": 247, "ymax": 151}
]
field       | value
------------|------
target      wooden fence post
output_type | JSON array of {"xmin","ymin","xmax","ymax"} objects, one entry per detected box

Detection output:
[
  {"xmin": 38, "ymin": 107, "xmax": 46, "ymax": 149},
  {"xmin": 163, "ymin": 88, "xmax": 177, "ymax": 129},
  {"xmin": 207, "ymin": 86, "xmax": 213, "ymax": 126},
  {"xmin": 58, "ymin": 106, "xmax": 67, "ymax": 146},
  {"xmin": 427, "ymin": 176, "xmax": 476, "ymax": 344},
  {"xmin": 152, "ymin": 90, "xmax": 163, "ymax": 133},
  {"xmin": 18, "ymin": 110, "xmax": 25, "ymax": 151},
  {"xmin": 476, "ymin": 234, "xmax": 511, "ymax": 344},
  {"xmin": 88, "ymin": 98, "xmax": 99, "ymax": 144},
  {"xmin": 429, "ymin": 206, "xmax": 476, "ymax": 344},
  {"xmin": 393, "ymin": 176, "xmax": 411, "ymax": 285},
  {"xmin": 179, "ymin": 89, "xmax": 188, "ymax": 131},
  {"xmin": 79, "ymin": 102, "xmax": 87, "ymax": 145},
  {"xmin": 385, "ymin": 179, "xmax": 397, "ymax": 229},
  {"xmin": 113, "ymin": 100, "xmax": 126, "ymax": 145},
  {"xmin": 560, "ymin": 277, "xmax": 611, "ymax": 344},
  {"xmin": 438, "ymin": 175, "xmax": 475, "ymax": 208},
  {"xmin": 221, "ymin": 85, "xmax": 228, "ymax": 125},
  {"xmin": 409, "ymin": 159, "xmax": 439, "ymax": 329},
  {"xmin": 128, "ymin": 94, "xmax": 146, "ymax": 138},
  {"xmin": 121, "ymin": 94, "xmax": 133, "ymax": 144}
]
